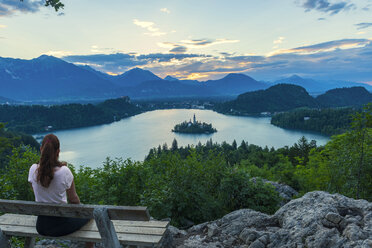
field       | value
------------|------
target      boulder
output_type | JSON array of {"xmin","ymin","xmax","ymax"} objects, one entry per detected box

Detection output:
[
  {"xmin": 167, "ymin": 191, "xmax": 372, "ymax": 248},
  {"xmin": 250, "ymin": 178, "xmax": 298, "ymax": 203}
]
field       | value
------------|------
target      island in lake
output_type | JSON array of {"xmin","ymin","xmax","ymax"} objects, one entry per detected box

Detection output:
[{"xmin": 172, "ymin": 114, "xmax": 217, "ymax": 134}]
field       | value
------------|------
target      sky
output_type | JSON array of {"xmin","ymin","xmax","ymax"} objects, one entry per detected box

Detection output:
[{"xmin": 0, "ymin": 0, "xmax": 372, "ymax": 82}]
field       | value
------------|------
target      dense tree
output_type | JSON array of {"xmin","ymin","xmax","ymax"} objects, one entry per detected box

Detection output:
[
  {"xmin": 0, "ymin": 98, "xmax": 141, "ymax": 134},
  {"xmin": 171, "ymin": 138, "xmax": 178, "ymax": 151},
  {"xmin": 271, "ymin": 107, "xmax": 356, "ymax": 135}
]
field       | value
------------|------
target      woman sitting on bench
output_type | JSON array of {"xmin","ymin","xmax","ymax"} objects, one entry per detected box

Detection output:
[{"xmin": 28, "ymin": 134, "xmax": 93, "ymax": 248}]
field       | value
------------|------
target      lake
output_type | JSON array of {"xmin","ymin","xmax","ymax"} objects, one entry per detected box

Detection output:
[{"xmin": 38, "ymin": 109, "xmax": 329, "ymax": 168}]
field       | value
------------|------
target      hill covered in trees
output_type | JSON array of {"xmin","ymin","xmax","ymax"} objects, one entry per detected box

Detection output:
[
  {"xmin": 0, "ymin": 97, "xmax": 141, "ymax": 134},
  {"xmin": 271, "ymin": 107, "xmax": 357, "ymax": 135},
  {"xmin": 0, "ymin": 123, "xmax": 39, "ymax": 169},
  {"xmin": 215, "ymin": 84, "xmax": 372, "ymax": 115},
  {"xmin": 215, "ymin": 84, "xmax": 318, "ymax": 114},
  {"xmin": 316, "ymin": 87, "xmax": 372, "ymax": 107}
]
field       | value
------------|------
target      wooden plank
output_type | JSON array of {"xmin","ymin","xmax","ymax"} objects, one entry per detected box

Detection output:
[
  {"xmin": 112, "ymin": 220, "xmax": 169, "ymax": 228},
  {"xmin": 0, "ymin": 214, "xmax": 169, "ymax": 229},
  {"xmin": 0, "ymin": 228, "xmax": 10, "ymax": 248},
  {"xmin": 0, "ymin": 200, "xmax": 150, "ymax": 221},
  {"xmin": 0, "ymin": 214, "xmax": 167, "ymax": 235},
  {"xmin": 93, "ymin": 207, "xmax": 121, "ymax": 248},
  {"xmin": 24, "ymin": 237, "xmax": 35, "ymax": 248},
  {"xmin": 0, "ymin": 225, "xmax": 162, "ymax": 246}
]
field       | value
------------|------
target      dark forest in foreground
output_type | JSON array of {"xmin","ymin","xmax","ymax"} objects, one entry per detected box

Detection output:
[{"xmin": 1, "ymin": 105, "xmax": 371, "ymax": 228}]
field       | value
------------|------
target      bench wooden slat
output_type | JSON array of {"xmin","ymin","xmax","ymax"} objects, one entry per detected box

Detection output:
[
  {"xmin": 0, "ymin": 200, "xmax": 150, "ymax": 221},
  {"xmin": 0, "ymin": 225, "xmax": 162, "ymax": 246},
  {"xmin": 0, "ymin": 215, "xmax": 167, "ymax": 236},
  {"xmin": 0, "ymin": 214, "xmax": 169, "ymax": 228},
  {"xmin": 112, "ymin": 220, "xmax": 169, "ymax": 228}
]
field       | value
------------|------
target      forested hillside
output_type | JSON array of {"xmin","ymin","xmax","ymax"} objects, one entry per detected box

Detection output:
[
  {"xmin": 0, "ymin": 123, "xmax": 39, "ymax": 169},
  {"xmin": 215, "ymin": 85, "xmax": 371, "ymax": 116},
  {"xmin": 0, "ymin": 97, "xmax": 141, "ymax": 133},
  {"xmin": 215, "ymin": 84, "xmax": 318, "ymax": 114},
  {"xmin": 316, "ymin": 87, "xmax": 372, "ymax": 107},
  {"xmin": 271, "ymin": 108, "xmax": 357, "ymax": 135},
  {"xmin": 1, "ymin": 105, "xmax": 370, "ymax": 228}
]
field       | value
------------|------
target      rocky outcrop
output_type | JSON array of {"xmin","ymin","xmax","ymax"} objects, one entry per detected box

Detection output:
[
  {"xmin": 250, "ymin": 178, "xmax": 298, "ymax": 203},
  {"xmin": 163, "ymin": 191, "xmax": 372, "ymax": 248}
]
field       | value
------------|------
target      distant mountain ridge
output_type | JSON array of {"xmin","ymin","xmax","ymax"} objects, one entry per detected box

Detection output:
[
  {"xmin": 274, "ymin": 75, "xmax": 372, "ymax": 93},
  {"xmin": 0, "ymin": 56, "xmax": 271, "ymax": 101},
  {"xmin": 205, "ymin": 73, "xmax": 268, "ymax": 95},
  {"xmin": 0, "ymin": 95, "xmax": 15, "ymax": 104},
  {"xmin": 1, "ymin": 55, "xmax": 371, "ymax": 102},
  {"xmin": 0, "ymin": 55, "xmax": 119, "ymax": 101},
  {"xmin": 114, "ymin": 67, "xmax": 161, "ymax": 87},
  {"xmin": 216, "ymin": 84, "xmax": 372, "ymax": 114}
]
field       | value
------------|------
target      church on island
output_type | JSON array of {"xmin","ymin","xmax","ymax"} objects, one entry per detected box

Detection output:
[
  {"xmin": 187, "ymin": 114, "xmax": 197, "ymax": 127},
  {"xmin": 172, "ymin": 114, "xmax": 217, "ymax": 134}
]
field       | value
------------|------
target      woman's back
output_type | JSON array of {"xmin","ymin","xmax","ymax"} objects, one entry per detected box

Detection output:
[{"xmin": 28, "ymin": 163, "xmax": 73, "ymax": 204}]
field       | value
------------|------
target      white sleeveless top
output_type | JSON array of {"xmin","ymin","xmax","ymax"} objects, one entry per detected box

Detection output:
[{"xmin": 28, "ymin": 164, "xmax": 74, "ymax": 204}]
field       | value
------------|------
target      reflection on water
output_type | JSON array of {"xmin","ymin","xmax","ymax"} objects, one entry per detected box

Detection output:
[{"xmin": 36, "ymin": 109, "xmax": 329, "ymax": 168}]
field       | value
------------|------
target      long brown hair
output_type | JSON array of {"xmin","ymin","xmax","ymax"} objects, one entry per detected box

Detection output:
[{"xmin": 37, "ymin": 134, "xmax": 61, "ymax": 187}]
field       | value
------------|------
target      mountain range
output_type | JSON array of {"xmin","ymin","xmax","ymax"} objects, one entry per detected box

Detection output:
[
  {"xmin": 215, "ymin": 84, "xmax": 372, "ymax": 114},
  {"xmin": 274, "ymin": 75, "xmax": 372, "ymax": 94},
  {"xmin": 0, "ymin": 55, "xmax": 371, "ymax": 102}
]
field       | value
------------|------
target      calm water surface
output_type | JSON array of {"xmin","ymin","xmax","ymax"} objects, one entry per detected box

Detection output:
[{"xmin": 37, "ymin": 109, "xmax": 329, "ymax": 168}]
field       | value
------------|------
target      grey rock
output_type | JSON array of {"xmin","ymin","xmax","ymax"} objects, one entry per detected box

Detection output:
[
  {"xmin": 250, "ymin": 178, "xmax": 298, "ymax": 203},
  {"xmin": 222, "ymin": 237, "xmax": 236, "ymax": 246},
  {"xmin": 248, "ymin": 239, "xmax": 265, "ymax": 248},
  {"xmin": 239, "ymin": 228, "xmax": 259, "ymax": 244},
  {"xmin": 361, "ymin": 239, "xmax": 372, "ymax": 248},
  {"xmin": 257, "ymin": 234, "xmax": 269, "ymax": 245},
  {"xmin": 207, "ymin": 223, "xmax": 218, "ymax": 237},
  {"xmin": 168, "ymin": 191, "xmax": 372, "ymax": 248},
  {"xmin": 187, "ymin": 222, "xmax": 208, "ymax": 233},
  {"xmin": 343, "ymin": 223, "xmax": 368, "ymax": 241},
  {"xmin": 325, "ymin": 212, "xmax": 343, "ymax": 224},
  {"xmin": 160, "ymin": 225, "xmax": 188, "ymax": 248}
]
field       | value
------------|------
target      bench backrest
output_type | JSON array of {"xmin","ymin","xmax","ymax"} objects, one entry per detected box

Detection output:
[{"xmin": 0, "ymin": 200, "xmax": 150, "ymax": 221}]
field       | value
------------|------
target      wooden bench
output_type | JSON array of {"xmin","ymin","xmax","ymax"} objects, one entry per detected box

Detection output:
[{"xmin": 0, "ymin": 199, "xmax": 169, "ymax": 248}]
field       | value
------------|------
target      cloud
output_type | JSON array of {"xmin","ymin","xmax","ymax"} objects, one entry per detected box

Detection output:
[
  {"xmin": 180, "ymin": 38, "xmax": 240, "ymax": 48},
  {"xmin": 169, "ymin": 46, "xmax": 188, "ymax": 54},
  {"xmin": 270, "ymin": 39, "xmax": 370, "ymax": 56},
  {"xmin": 273, "ymin": 37, "xmax": 285, "ymax": 49},
  {"xmin": 159, "ymin": 38, "xmax": 239, "ymax": 53},
  {"xmin": 0, "ymin": 0, "xmax": 43, "ymax": 17},
  {"xmin": 160, "ymin": 8, "xmax": 170, "ymax": 14},
  {"xmin": 133, "ymin": 19, "xmax": 166, "ymax": 37},
  {"xmin": 89, "ymin": 45, "xmax": 118, "ymax": 54},
  {"xmin": 63, "ymin": 52, "xmax": 207, "ymax": 74},
  {"xmin": 355, "ymin": 22, "xmax": 372, "ymax": 30},
  {"xmin": 45, "ymin": 50, "xmax": 73, "ymax": 57},
  {"xmin": 301, "ymin": 0, "xmax": 355, "ymax": 15},
  {"xmin": 362, "ymin": 4, "xmax": 371, "ymax": 11},
  {"xmin": 62, "ymin": 39, "xmax": 372, "ymax": 82}
]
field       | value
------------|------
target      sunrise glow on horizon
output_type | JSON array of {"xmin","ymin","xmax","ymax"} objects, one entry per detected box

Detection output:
[{"xmin": 0, "ymin": 0, "xmax": 371, "ymax": 82}]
